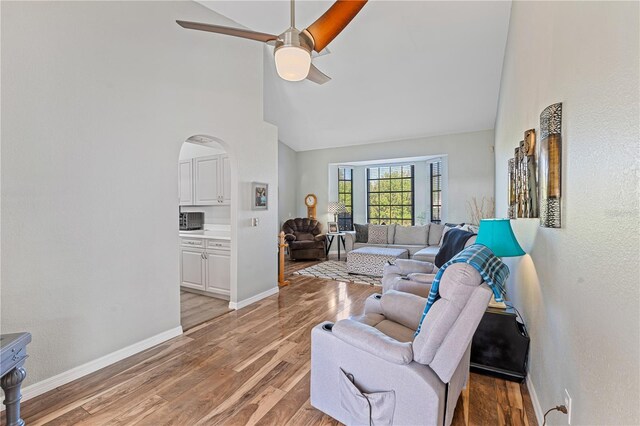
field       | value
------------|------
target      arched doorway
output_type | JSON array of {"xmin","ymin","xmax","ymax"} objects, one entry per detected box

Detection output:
[{"xmin": 177, "ymin": 135, "xmax": 236, "ymax": 330}]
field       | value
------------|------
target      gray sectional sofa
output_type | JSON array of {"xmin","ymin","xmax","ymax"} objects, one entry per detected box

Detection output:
[{"xmin": 344, "ymin": 223, "xmax": 477, "ymax": 264}]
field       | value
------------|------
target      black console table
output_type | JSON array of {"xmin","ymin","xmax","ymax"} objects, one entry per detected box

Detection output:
[
  {"xmin": 1, "ymin": 333, "xmax": 31, "ymax": 426},
  {"xmin": 470, "ymin": 307, "xmax": 529, "ymax": 382}
]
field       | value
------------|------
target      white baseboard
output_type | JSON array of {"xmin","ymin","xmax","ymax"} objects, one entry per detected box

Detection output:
[
  {"xmin": 526, "ymin": 374, "xmax": 544, "ymax": 426},
  {"xmin": 229, "ymin": 286, "xmax": 279, "ymax": 310},
  {"xmin": 14, "ymin": 326, "xmax": 183, "ymax": 405}
]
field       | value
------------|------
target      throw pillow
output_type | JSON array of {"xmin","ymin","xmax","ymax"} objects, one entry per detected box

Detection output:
[
  {"xmin": 394, "ymin": 225, "xmax": 429, "ymax": 245},
  {"xmin": 368, "ymin": 225, "xmax": 388, "ymax": 244},
  {"xmin": 353, "ymin": 223, "xmax": 369, "ymax": 243}
]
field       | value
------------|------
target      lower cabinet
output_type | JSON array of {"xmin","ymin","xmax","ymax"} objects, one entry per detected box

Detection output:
[
  {"xmin": 205, "ymin": 249, "xmax": 231, "ymax": 296},
  {"xmin": 180, "ymin": 238, "xmax": 230, "ymax": 298},
  {"xmin": 180, "ymin": 248, "xmax": 206, "ymax": 291}
]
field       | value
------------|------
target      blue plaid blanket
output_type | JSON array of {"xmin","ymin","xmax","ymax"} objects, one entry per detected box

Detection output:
[{"xmin": 414, "ymin": 244, "xmax": 509, "ymax": 336}]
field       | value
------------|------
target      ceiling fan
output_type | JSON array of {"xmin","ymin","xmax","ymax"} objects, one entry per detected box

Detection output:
[{"xmin": 177, "ymin": 0, "xmax": 367, "ymax": 84}]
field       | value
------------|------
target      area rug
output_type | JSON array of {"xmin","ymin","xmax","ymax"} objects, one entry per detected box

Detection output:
[{"xmin": 293, "ymin": 261, "xmax": 381, "ymax": 286}]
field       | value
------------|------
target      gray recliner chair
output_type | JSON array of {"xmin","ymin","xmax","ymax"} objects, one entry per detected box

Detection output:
[
  {"xmin": 310, "ymin": 263, "xmax": 492, "ymax": 426},
  {"xmin": 381, "ymin": 259, "xmax": 439, "ymax": 297}
]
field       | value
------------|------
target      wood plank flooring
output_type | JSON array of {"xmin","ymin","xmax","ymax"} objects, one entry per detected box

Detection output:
[
  {"xmin": 180, "ymin": 290, "xmax": 231, "ymax": 331},
  {"xmin": 11, "ymin": 258, "xmax": 536, "ymax": 426}
]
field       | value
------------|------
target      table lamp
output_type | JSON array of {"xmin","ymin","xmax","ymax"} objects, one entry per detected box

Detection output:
[
  {"xmin": 328, "ymin": 201, "xmax": 346, "ymax": 223},
  {"xmin": 475, "ymin": 218, "xmax": 524, "ymax": 308},
  {"xmin": 475, "ymin": 218, "xmax": 524, "ymax": 259}
]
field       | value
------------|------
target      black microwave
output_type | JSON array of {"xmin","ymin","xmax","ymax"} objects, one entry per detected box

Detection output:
[{"xmin": 179, "ymin": 212, "xmax": 204, "ymax": 231}]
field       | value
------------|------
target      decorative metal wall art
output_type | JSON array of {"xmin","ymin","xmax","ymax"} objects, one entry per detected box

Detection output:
[
  {"xmin": 539, "ymin": 102, "xmax": 562, "ymax": 228},
  {"xmin": 507, "ymin": 129, "xmax": 538, "ymax": 219}
]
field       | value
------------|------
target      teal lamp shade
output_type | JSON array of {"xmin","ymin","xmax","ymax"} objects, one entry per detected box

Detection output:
[{"xmin": 476, "ymin": 219, "xmax": 525, "ymax": 257}]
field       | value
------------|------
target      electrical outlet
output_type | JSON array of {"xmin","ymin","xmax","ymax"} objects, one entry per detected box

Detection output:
[{"xmin": 564, "ymin": 389, "xmax": 572, "ymax": 424}]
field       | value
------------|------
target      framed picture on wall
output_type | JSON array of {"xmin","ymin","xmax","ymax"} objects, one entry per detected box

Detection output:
[
  {"xmin": 252, "ymin": 182, "xmax": 268, "ymax": 210},
  {"xmin": 327, "ymin": 222, "xmax": 339, "ymax": 233}
]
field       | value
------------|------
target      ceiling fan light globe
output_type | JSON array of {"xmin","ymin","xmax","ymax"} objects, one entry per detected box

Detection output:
[{"xmin": 274, "ymin": 46, "xmax": 311, "ymax": 82}]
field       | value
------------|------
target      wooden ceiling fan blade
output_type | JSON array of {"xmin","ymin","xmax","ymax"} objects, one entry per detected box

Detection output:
[
  {"xmin": 304, "ymin": 0, "xmax": 367, "ymax": 52},
  {"xmin": 176, "ymin": 20, "xmax": 279, "ymax": 44},
  {"xmin": 306, "ymin": 64, "xmax": 331, "ymax": 85}
]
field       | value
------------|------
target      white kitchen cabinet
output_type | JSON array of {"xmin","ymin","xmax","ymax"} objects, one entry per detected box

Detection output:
[
  {"xmin": 180, "ymin": 238, "xmax": 230, "ymax": 298},
  {"xmin": 205, "ymin": 249, "xmax": 231, "ymax": 296},
  {"xmin": 178, "ymin": 160, "xmax": 193, "ymax": 206},
  {"xmin": 194, "ymin": 155, "xmax": 220, "ymax": 205},
  {"xmin": 180, "ymin": 248, "xmax": 206, "ymax": 291},
  {"xmin": 180, "ymin": 154, "xmax": 230, "ymax": 206}
]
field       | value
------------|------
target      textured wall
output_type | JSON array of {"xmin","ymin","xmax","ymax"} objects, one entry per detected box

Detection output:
[
  {"xmin": 1, "ymin": 1, "xmax": 278, "ymax": 388},
  {"xmin": 296, "ymin": 130, "xmax": 495, "ymax": 228},
  {"xmin": 494, "ymin": 1, "xmax": 639, "ymax": 424}
]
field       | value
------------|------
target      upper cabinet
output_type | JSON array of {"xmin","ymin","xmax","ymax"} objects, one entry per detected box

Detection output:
[
  {"xmin": 178, "ymin": 160, "xmax": 193, "ymax": 206},
  {"xmin": 194, "ymin": 156, "xmax": 220, "ymax": 205},
  {"xmin": 179, "ymin": 154, "xmax": 230, "ymax": 206}
]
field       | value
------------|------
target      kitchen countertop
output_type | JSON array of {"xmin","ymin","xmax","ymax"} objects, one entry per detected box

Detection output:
[{"xmin": 179, "ymin": 230, "xmax": 231, "ymax": 241}]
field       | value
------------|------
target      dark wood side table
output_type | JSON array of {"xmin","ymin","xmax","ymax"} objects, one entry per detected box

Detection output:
[
  {"xmin": 470, "ymin": 307, "xmax": 529, "ymax": 382},
  {"xmin": 1, "ymin": 333, "xmax": 32, "ymax": 426}
]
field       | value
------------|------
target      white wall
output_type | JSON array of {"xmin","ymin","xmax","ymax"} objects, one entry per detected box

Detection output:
[
  {"xmin": 296, "ymin": 130, "xmax": 495, "ymax": 229},
  {"xmin": 277, "ymin": 141, "xmax": 298, "ymax": 226},
  {"xmin": 1, "ymin": 0, "xmax": 278, "ymax": 390},
  {"xmin": 494, "ymin": 2, "xmax": 639, "ymax": 424}
]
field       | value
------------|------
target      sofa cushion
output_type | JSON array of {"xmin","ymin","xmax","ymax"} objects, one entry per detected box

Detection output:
[
  {"xmin": 380, "ymin": 290, "xmax": 425, "ymax": 330},
  {"xmin": 290, "ymin": 240, "xmax": 324, "ymax": 249},
  {"xmin": 428, "ymin": 223, "xmax": 445, "ymax": 246},
  {"xmin": 386, "ymin": 224, "xmax": 397, "ymax": 244},
  {"xmin": 368, "ymin": 225, "xmax": 388, "ymax": 244},
  {"xmin": 374, "ymin": 320, "xmax": 416, "ymax": 343},
  {"xmin": 389, "ymin": 244, "xmax": 427, "ymax": 256},
  {"xmin": 394, "ymin": 225, "xmax": 429, "ymax": 245},
  {"xmin": 352, "ymin": 242, "xmax": 387, "ymax": 251},
  {"xmin": 353, "ymin": 223, "xmax": 369, "ymax": 243},
  {"xmin": 412, "ymin": 264, "xmax": 483, "ymax": 365},
  {"xmin": 296, "ymin": 232, "xmax": 315, "ymax": 241},
  {"xmin": 413, "ymin": 246, "xmax": 440, "ymax": 263}
]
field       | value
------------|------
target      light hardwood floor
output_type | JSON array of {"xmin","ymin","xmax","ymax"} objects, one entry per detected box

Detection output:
[
  {"xmin": 180, "ymin": 290, "xmax": 231, "ymax": 331},
  {"xmin": 10, "ymin": 258, "xmax": 536, "ymax": 426}
]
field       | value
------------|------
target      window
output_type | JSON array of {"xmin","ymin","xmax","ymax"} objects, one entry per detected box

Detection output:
[
  {"xmin": 367, "ymin": 165, "xmax": 414, "ymax": 225},
  {"xmin": 337, "ymin": 168, "xmax": 353, "ymax": 231},
  {"xmin": 430, "ymin": 161, "xmax": 442, "ymax": 223}
]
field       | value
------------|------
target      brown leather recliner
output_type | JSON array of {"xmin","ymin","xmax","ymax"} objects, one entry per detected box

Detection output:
[{"xmin": 282, "ymin": 218, "xmax": 327, "ymax": 260}]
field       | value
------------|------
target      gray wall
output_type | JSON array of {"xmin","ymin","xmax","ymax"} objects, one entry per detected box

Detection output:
[
  {"xmin": 278, "ymin": 141, "xmax": 299, "ymax": 226},
  {"xmin": 494, "ymin": 1, "xmax": 639, "ymax": 424},
  {"xmin": 296, "ymin": 130, "xmax": 495, "ymax": 228},
  {"xmin": 1, "ymin": 0, "xmax": 278, "ymax": 389}
]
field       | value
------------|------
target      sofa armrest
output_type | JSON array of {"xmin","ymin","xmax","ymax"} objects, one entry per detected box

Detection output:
[
  {"xmin": 364, "ymin": 293, "xmax": 383, "ymax": 315},
  {"xmin": 284, "ymin": 233, "xmax": 296, "ymax": 242},
  {"xmin": 343, "ymin": 231, "xmax": 356, "ymax": 252},
  {"xmin": 332, "ymin": 319, "xmax": 413, "ymax": 365},
  {"xmin": 314, "ymin": 233, "xmax": 326, "ymax": 242},
  {"xmin": 393, "ymin": 259, "xmax": 438, "ymax": 275},
  {"xmin": 407, "ymin": 273, "xmax": 436, "ymax": 284}
]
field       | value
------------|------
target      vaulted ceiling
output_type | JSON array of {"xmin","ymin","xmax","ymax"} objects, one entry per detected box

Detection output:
[{"xmin": 200, "ymin": 1, "xmax": 512, "ymax": 151}]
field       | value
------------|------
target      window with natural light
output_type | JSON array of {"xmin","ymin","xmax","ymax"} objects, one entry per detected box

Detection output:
[
  {"xmin": 430, "ymin": 161, "xmax": 442, "ymax": 223},
  {"xmin": 337, "ymin": 168, "xmax": 353, "ymax": 231},
  {"xmin": 367, "ymin": 165, "xmax": 414, "ymax": 225}
]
